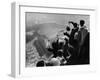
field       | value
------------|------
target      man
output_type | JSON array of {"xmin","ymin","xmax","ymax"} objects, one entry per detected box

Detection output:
[
  {"xmin": 68, "ymin": 22, "xmax": 79, "ymax": 47},
  {"xmin": 78, "ymin": 20, "xmax": 88, "ymax": 46},
  {"xmin": 63, "ymin": 21, "xmax": 79, "ymax": 64},
  {"xmin": 77, "ymin": 20, "xmax": 89, "ymax": 64}
]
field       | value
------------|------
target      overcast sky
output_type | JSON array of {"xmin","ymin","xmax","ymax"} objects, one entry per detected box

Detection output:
[
  {"xmin": 26, "ymin": 12, "xmax": 90, "ymax": 39},
  {"xmin": 26, "ymin": 12, "xmax": 90, "ymax": 28}
]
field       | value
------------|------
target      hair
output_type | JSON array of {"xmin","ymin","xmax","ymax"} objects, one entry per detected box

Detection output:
[
  {"xmin": 80, "ymin": 20, "xmax": 85, "ymax": 27},
  {"xmin": 73, "ymin": 23, "xmax": 78, "ymax": 28},
  {"xmin": 66, "ymin": 26, "xmax": 70, "ymax": 31},
  {"xmin": 36, "ymin": 60, "xmax": 45, "ymax": 67}
]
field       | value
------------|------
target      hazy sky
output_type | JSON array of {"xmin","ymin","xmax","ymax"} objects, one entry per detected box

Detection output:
[
  {"xmin": 26, "ymin": 12, "xmax": 90, "ymax": 39},
  {"xmin": 26, "ymin": 12, "xmax": 90, "ymax": 28}
]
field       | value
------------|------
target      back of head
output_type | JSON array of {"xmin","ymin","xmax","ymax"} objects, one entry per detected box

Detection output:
[
  {"xmin": 36, "ymin": 60, "xmax": 45, "ymax": 67},
  {"xmin": 66, "ymin": 26, "xmax": 70, "ymax": 31},
  {"xmin": 73, "ymin": 23, "xmax": 78, "ymax": 28}
]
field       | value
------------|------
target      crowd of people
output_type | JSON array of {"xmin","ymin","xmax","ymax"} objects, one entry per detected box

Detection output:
[{"xmin": 36, "ymin": 20, "xmax": 89, "ymax": 67}]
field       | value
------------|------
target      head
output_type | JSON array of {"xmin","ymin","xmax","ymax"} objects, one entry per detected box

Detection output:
[
  {"xmin": 50, "ymin": 58, "xmax": 60, "ymax": 66},
  {"xmin": 66, "ymin": 26, "xmax": 70, "ymax": 31},
  {"xmin": 80, "ymin": 20, "xmax": 85, "ymax": 27},
  {"xmin": 73, "ymin": 23, "xmax": 78, "ymax": 28},
  {"xmin": 36, "ymin": 60, "xmax": 45, "ymax": 67}
]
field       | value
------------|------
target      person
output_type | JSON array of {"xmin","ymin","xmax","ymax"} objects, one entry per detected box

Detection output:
[
  {"xmin": 62, "ymin": 38, "xmax": 69, "ymax": 61},
  {"xmin": 47, "ymin": 39, "xmax": 59, "ymax": 57},
  {"xmin": 68, "ymin": 22, "xmax": 79, "ymax": 54},
  {"xmin": 78, "ymin": 20, "xmax": 88, "ymax": 46},
  {"xmin": 64, "ymin": 21, "xmax": 80, "ymax": 65},
  {"xmin": 64, "ymin": 26, "xmax": 70, "ymax": 38},
  {"xmin": 77, "ymin": 20, "xmax": 89, "ymax": 64}
]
